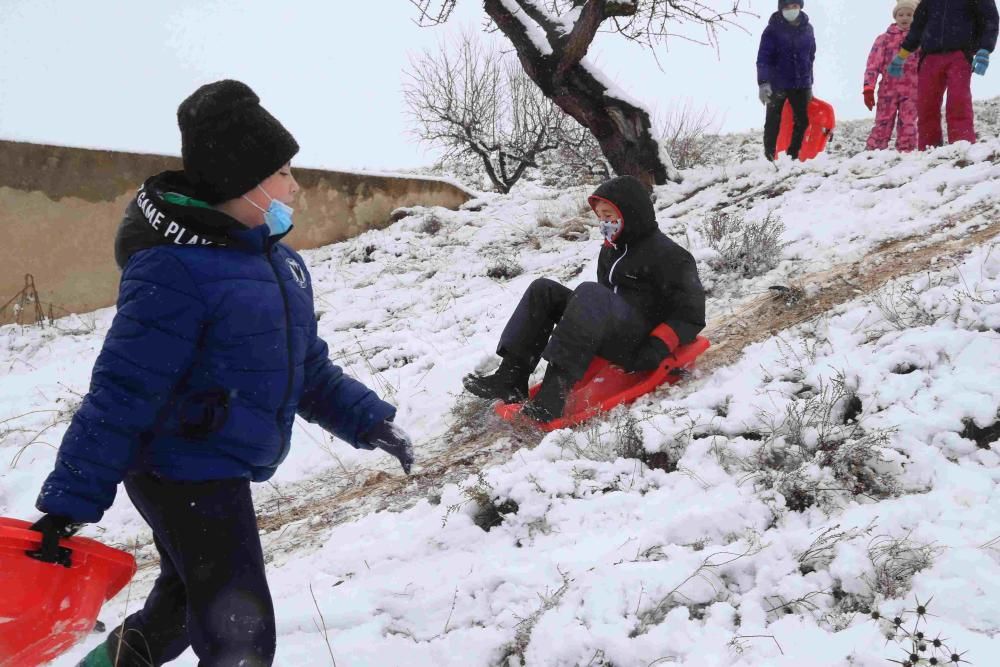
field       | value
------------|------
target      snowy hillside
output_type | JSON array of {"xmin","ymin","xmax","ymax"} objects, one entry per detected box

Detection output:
[{"xmin": 2, "ymin": 139, "xmax": 999, "ymax": 666}]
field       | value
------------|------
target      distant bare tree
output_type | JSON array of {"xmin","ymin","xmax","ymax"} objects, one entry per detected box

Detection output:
[
  {"xmin": 546, "ymin": 122, "xmax": 611, "ymax": 184},
  {"xmin": 410, "ymin": 0, "xmax": 748, "ymax": 188},
  {"xmin": 657, "ymin": 101, "xmax": 722, "ymax": 170},
  {"xmin": 403, "ymin": 32, "xmax": 566, "ymax": 193}
]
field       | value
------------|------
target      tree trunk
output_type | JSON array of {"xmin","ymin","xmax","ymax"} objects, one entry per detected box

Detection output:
[{"xmin": 483, "ymin": 0, "xmax": 678, "ymax": 188}]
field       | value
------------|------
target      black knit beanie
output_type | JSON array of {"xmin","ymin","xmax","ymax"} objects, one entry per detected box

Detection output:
[
  {"xmin": 177, "ymin": 80, "xmax": 299, "ymax": 204},
  {"xmin": 779, "ymin": 0, "xmax": 804, "ymax": 8}
]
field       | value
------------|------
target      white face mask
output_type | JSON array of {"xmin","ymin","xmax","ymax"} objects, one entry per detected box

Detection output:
[{"xmin": 782, "ymin": 8, "xmax": 801, "ymax": 22}]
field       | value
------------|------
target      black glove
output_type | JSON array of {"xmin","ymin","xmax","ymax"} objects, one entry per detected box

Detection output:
[
  {"xmin": 364, "ymin": 420, "xmax": 414, "ymax": 474},
  {"xmin": 28, "ymin": 514, "xmax": 82, "ymax": 567},
  {"xmin": 630, "ymin": 337, "xmax": 672, "ymax": 372}
]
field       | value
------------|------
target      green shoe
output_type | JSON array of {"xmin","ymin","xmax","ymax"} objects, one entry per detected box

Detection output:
[{"xmin": 76, "ymin": 644, "xmax": 113, "ymax": 667}]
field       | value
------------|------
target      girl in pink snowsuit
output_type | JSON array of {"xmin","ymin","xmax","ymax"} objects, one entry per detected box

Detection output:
[{"xmin": 864, "ymin": 1, "xmax": 920, "ymax": 151}]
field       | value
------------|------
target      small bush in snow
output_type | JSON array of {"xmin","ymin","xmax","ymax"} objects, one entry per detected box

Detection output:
[
  {"xmin": 748, "ymin": 373, "xmax": 900, "ymax": 511},
  {"xmin": 656, "ymin": 101, "xmax": 723, "ymax": 170},
  {"xmin": 863, "ymin": 533, "xmax": 940, "ymax": 602},
  {"xmin": 498, "ymin": 571, "xmax": 572, "ymax": 664},
  {"xmin": 419, "ymin": 214, "xmax": 443, "ymax": 235},
  {"xmin": 867, "ymin": 278, "xmax": 940, "ymax": 331},
  {"xmin": 444, "ymin": 472, "xmax": 519, "ymax": 532},
  {"xmin": 701, "ymin": 211, "xmax": 787, "ymax": 277},
  {"xmin": 612, "ymin": 410, "xmax": 644, "ymax": 460},
  {"xmin": 483, "ymin": 249, "xmax": 523, "ymax": 281}
]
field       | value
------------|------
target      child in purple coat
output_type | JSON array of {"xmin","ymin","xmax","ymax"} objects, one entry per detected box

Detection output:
[
  {"xmin": 864, "ymin": 0, "xmax": 921, "ymax": 152},
  {"xmin": 756, "ymin": 1, "xmax": 817, "ymax": 161}
]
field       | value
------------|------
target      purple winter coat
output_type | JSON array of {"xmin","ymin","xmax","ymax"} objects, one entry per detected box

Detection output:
[{"xmin": 756, "ymin": 11, "xmax": 817, "ymax": 92}]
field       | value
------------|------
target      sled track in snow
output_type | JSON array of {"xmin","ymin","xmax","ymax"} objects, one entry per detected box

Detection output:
[{"xmin": 128, "ymin": 210, "xmax": 1000, "ymax": 572}]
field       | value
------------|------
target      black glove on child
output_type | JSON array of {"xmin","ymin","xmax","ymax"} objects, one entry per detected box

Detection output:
[
  {"xmin": 28, "ymin": 514, "xmax": 83, "ymax": 567},
  {"xmin": 630, "ymin": 337, "xmax": 673, "ymax": 372},
  {"xmin": 365, "ymin": 420, "xmax": 414, "ymax": 474}
]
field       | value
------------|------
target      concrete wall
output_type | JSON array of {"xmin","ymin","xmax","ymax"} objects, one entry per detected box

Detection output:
[{"xmin": 0, "ymin": 140, "xmax": 470, "ymax": 323}]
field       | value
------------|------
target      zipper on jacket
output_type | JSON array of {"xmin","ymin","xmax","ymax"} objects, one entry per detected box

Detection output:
[
  {"xmin": 609, "ymin": 244, "xmax": 629, "ymax": 294},
  {"xmin": 266, "ymin": 245, "xmax": 296, "ymax": 468}
]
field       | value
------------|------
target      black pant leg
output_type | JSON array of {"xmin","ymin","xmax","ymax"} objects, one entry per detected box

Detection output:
[
  {"xmin": 497, "ymin": 278, "xmax": 573, "ymax": 368},
  {"xmin": 763, "ymin": 89, "xmax": 790, "ymax": 159},
  {"xmin": 112, "ymin": 473, "xmax": 276, "ymax": 667},
  {"xmin": 542, "ymin": 282, "xmax": 652, "ymax": 379},
  {"xmin": 105, "ymin": 532, "xmax": 189, "ymax": 666},
  {"xmin": 787, "ymin": 88, "xmax": 812, "ymax": 159}
]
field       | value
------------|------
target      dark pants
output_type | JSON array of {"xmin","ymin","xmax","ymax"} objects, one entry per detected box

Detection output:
[
  {"xmin": 498, "ymin": 278, "xmax": 653, "ymax": 380},
  {"xmin": 103, "ymin": 473, "xmax": 275, "ymax": 667},
  {"xmin": 764, "ymin": 87, "xmax": 811, "ymax": 160}
]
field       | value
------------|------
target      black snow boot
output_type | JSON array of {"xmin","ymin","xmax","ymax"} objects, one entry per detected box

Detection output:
[
  {"xmin": 522, "ymin": 363, "xmax": 576, "ymax": 423},
  {"xmin": 463, "ymin": 356, "xmax": 531, "ymax": 403}
]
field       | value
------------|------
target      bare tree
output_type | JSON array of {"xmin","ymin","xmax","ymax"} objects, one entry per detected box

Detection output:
[
  {"xmin": 403, "ymin": 32, "xmax": 566, "ymax": 193},
  {"xmin": 410, "ymin": 0, "xmax": 747, "ymax": 188},
  {"xmin": 539, "ymin": 122, "xmax": 611, "ymax": 186}
]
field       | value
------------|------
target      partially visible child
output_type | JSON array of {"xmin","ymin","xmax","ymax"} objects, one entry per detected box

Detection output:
[
  {"xmin": 889, "ymin": 0, "xmax": 999, "ymax": 148},
  {"xmin": 864, "ymin": 0, "xmax": 920, "ymax": 152}
]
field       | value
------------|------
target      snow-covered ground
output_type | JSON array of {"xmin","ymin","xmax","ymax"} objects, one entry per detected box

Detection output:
[{"xmin": 2, "ymin": 137, "xmax": 998, "ymax": 666}]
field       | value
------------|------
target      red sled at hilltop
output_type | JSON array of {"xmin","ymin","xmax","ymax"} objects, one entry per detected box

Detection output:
[
  {"xmin": 496, "ymin": 329, "xmax": 711, "ymax": 431},
  {"xmin": 777, "ymin": 97, "xmax": 836, "ymax": 161}
]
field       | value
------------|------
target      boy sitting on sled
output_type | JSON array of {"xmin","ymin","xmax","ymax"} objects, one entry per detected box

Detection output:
[{"xmin": 463, "ymin": 175, "xmax": 706, "ymax": 423}]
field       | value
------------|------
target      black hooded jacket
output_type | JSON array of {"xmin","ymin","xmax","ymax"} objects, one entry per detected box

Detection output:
[
  {"xmin": 115, "ymin": 170, "xmax": 247, "ymax": 269},
  {"xmin": 589, "ymin": 176, "xmax": 706, "ymax": 344}
]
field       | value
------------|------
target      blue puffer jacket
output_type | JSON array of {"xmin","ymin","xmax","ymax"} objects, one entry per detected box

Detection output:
[
  {"xmin": 901, "ymin": 0, "xmax": 999, "ymax": 57},
  {"xmin": 37, "ymin": 171, "xmax": 395, "ymax": 523},
  {"xmin": 756, "ymin": 11, "xmax": 817, "ymax": 91}
]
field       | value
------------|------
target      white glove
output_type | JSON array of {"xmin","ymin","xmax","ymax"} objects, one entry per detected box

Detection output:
[{"xmin": 758, "ymin": 83, "xmax": 773, "ymax": 106}]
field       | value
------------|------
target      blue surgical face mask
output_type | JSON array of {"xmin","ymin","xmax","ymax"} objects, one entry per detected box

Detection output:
[
  {"xmin": 243, "ymin": 185, "xmax": 294, "ymax": 236},
  {"xmin": 600, "ymin": 218, "xmax": 623, "ymax": 244},
  {"xmin": 782, "ymin": 8, "xmax": 800, "ymax": 22}
]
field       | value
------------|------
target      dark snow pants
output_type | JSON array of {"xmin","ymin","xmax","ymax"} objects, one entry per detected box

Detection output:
[
  {"xmin": 763, "ymin": 87, "xmax": 812, "ymax": 160},
  {"xmin": 103, "ymin": 473, "xmax": 275, "ymax": 667},
  {"xmin": 497, "ymin": 278, "xmax": 654, "ymax": 381}
]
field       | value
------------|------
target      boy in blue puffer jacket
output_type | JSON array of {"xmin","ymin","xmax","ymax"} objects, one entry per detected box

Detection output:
[
  {"xmin": 756, "ymin": 0, "xmax": 817, "ymax": 161},
  {"xmin": 28, "ymin": 80, "xmax": 414, "ymax": 667}
]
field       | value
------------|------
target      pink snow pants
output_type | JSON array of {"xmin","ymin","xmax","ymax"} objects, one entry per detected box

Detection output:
[
  {"xmin": 866, "ymin": 93, "xmax": 918, "ymax": 152},
  {"xmin": 918, "ymin": 51, "xmax": 976, "ymax": 149}
]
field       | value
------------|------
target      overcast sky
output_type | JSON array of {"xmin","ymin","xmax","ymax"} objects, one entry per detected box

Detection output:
[{"xmin": 4, "ymin": 1, "xmax": 1000, "ymax": 171}]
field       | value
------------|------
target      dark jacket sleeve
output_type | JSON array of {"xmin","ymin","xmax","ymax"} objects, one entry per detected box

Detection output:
[
  {"xmin": 901, "ymin": 2, "xmax": 929, "ymax": 52},
  {"xmin": 756, "ymin": 27, "xmax": 777, "ymax": 84},
  {"xmin": 36, "ymin": 251, "xmax": 207, "ymax": 523},
  {"xmin": 809, "ymin": 24, "xmax": 817, "ymax": 69},
  {"xmin": 297, "ymin": 323, "xmax": 396, "ymax": 450},
  {"xmin": 657, "ymin": 252, "xmax": 706, "ymax": 345},
  {"xmin": 978, "ymin": 0, "xmax": 1000, "ymax": 52}
]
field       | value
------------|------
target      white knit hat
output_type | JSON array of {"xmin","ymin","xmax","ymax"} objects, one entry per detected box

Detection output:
[{"xmin": 894, "ymin": 0, "xmax": 919, "ymax": 17}]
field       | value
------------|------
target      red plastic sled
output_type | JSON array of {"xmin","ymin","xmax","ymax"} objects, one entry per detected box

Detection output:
[
  {"xmin": 495, "ymin": 335, "xmax": 711, "ymax": 431},
  {"xmin": 776, "ymin": 96, "xmax": 836, "ymax": 161},
  {"xmin": 0, "ymin": 517, "xmax": 136, "ymax": 667}
]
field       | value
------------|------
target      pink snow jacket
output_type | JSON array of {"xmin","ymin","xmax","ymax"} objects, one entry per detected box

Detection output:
[{"xmin": 865, "ymin": 24, "xmax": 919, "ymax": 96}]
